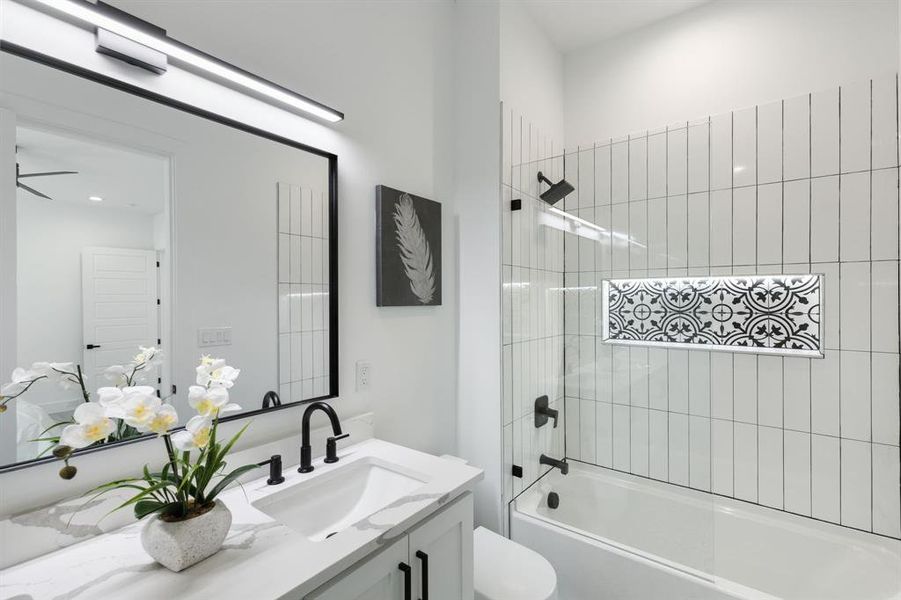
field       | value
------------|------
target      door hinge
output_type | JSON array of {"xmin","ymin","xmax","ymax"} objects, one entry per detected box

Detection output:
[
  {"xmin": 512, "ymin": 465, "xmax": 523, "ymax": 478},
  {"xmin": 157, "ymin": 377, "xmax": 162, "ymax": 384},
  {"xmin": 157, "ymin": 338, "xmax": 161, "ymax": 345},
  {"xmin": 156, "ymin": 298, "xmax": 161, "ymax": 305},
  {"xmin": 156, "ymin": 261, "xmax": 160, "ymax": 268},
  {"xmin": 171, "ymin": 384, "xmax": 177, "ymax": 395}
]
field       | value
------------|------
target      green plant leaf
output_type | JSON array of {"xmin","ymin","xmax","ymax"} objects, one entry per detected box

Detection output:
[
  {"xmin": 37, "ymin": 421, "xmax": 71, "ymax": 436},
  {"xmin": 207, "ymin": 463, "xmax": 260, "ymax": 502},
  {"xmin": 134, "ymin": 500, "xmax": 165, "ymax": 519},
  {"xmin": 218, "ymin": 422, "xmax": 251, "ymax": 464},
  {"xmin": 111, "ymin": 482, "xmax": 173, "ymax": 514}
]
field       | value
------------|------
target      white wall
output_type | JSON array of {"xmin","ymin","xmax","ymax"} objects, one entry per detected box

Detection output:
[
  {"xmin": 454, "ymin": 0, "xmax": 502, "ymax": 532},
  {"xmin": 564, "ymin": 0, "xmax": 900, "ymax": 147},
  {"xmin": 15, "ymin": 199, "xmax": 156, "ymax": 412},
  {"xmin": 500, "ymin": 1, "xmax": 565, "ymax": 145},
  {"xmin": 0, "ymin": 0, "xmax": 460, "ymax": 517}
]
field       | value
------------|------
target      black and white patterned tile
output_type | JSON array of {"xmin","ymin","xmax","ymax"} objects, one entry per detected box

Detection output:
[{"xmin": 603, "ymin": 274, "xmax": 822, "ymax": 356}]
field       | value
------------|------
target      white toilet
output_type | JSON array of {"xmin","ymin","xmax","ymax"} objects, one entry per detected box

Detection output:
[{"xmin": 473, "ymin": 526, "xmax": 558, "ymax": 600}]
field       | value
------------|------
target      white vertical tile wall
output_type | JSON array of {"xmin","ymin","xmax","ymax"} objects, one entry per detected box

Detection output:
[
  {"xmin": 277, "ymin": 183, "xmax": 330, "ymax": 402},
  {"xmin": 501, "ymin": 104, "xmax": 566, "ymax": 533},
  {"xmin": 563, "ymin": 76, "xmax": 901, "ymax": 539}
]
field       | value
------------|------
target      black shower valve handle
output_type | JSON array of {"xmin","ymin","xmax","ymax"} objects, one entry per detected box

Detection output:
[{"xmin": 534, "ymin": 395, "xmax": 558, "ymax": 428}]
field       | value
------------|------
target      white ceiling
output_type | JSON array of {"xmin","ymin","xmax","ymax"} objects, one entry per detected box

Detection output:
[
  {"xmin": 521, "ymin": 0, "xmax": 711, "ymax": 53},
  {"xmin": 15, "ymin": 127, "xmax": 167, "ymax": 214}
]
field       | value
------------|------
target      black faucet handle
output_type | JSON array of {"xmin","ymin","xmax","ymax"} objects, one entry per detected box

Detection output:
[
  {"xmin": 534, "ymin": 395, "xmax": 559, "ymax": 428},
  {"xmin": 324, "ymin": 433, "xmax": 350, "ymax": 464}
]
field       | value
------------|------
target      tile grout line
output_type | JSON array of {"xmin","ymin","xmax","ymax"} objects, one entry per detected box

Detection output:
[
  {"xmin": 837, "ymin": 85, "xmax": 843, "ymax": 526},
  {"xmin": 869, "ymin": 78, "xmax": 875, "ymax": 533}
]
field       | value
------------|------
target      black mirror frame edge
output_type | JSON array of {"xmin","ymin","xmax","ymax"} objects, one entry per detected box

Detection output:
[{"xmin": 0, "ymin": 41, "xmax": 340, "ymax": 474}]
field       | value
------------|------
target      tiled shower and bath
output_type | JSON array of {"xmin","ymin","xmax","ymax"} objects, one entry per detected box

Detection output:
[{"xmin": 501, "ymin": 74, "xmax": 901, "ymax": 598}]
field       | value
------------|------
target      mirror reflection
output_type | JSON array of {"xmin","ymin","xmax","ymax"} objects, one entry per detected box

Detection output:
[{"xmin": 0, "ymin": 51, "xmax": 335, "ymax": 467}]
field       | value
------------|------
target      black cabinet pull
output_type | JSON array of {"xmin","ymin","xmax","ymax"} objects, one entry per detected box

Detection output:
[
  {"xmin": 398, "ymin": 562, "xmax": 412, "ymax": 600},
  {"xmin": 85, "ymin": 344, "xmax": 101, "ymax": 350},
  {"xmin": 415, "ymin": 550, "xmax": 429, "ymax": 600}
]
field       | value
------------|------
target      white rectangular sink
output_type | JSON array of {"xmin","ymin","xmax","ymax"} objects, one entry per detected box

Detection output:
[{"xmin": 251, "ymin": 457, "xmax": 428, "ymax": 541}]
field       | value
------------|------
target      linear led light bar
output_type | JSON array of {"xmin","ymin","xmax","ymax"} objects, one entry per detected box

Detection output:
[{"xmin": 31, "ymin": 0, "xmax": 345, "ymax": 123}]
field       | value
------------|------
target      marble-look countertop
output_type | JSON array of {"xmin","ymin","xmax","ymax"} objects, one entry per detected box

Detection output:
[{"xmin": 0, "ymin": 439, "xmax": 483, "ymax": 600}]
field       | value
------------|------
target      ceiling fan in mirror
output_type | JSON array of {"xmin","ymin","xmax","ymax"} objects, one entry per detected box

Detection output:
[{"xmin": 15, "ymin": 160, "xmax": 78, "ymax": 201}]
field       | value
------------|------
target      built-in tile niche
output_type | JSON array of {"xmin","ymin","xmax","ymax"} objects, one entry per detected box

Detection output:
[
  {"xmin": 277, "ymin": 182, "xmax": 331, "ymax": 403},
  {"xmin": 562, "ymin": 74, "xmax": 901, "ymax": 539},
  {"xmin": 602, "ymin": 274, "xmax": 823, "ymax": 357}
]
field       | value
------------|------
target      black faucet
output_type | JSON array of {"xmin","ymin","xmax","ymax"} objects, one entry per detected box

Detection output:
[
  {"xmin": 299, "ymin": 401, "xmax": 349, "ymax": 473},
  {"xmin": 540, "ymin": 454, "xmax": 569, "ymax": 475},
  {"xmin": 262, "ymin": 390, "xmax": 282, "ymax": 409},
  {"xmin": 257, "ymin": 454, "xmax": 285, "ymax": 485}
]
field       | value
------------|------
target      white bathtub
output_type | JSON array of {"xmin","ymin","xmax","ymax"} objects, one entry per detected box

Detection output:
[{"xmin": 512, "ymin": 462, "xmax": 901, "ymax": 600}]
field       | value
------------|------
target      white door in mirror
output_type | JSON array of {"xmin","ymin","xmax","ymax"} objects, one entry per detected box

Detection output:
[{"xmin": 81, "ymin": 247, "xmax": 160, "ymax": 396}]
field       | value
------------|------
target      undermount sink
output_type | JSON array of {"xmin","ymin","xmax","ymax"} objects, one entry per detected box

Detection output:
[{"xmin": 251, "ymin": 457, "xmax": 428, "ymax": 541}]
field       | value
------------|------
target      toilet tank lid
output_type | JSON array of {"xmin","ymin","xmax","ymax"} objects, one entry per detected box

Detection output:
[{"xmin": 473, "ymin": 527, "xmax": 557, "ymax": 600}]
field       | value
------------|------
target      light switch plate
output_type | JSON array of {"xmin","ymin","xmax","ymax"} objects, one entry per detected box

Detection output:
[{"xmin": 198, "ymin": 327, "xmax": 232, "ymax": 348}]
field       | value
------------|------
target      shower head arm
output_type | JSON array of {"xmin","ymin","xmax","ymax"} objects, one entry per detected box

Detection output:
[{"xmin": 537, "ymin": 171, "xmax": 554, "ymax": 187}]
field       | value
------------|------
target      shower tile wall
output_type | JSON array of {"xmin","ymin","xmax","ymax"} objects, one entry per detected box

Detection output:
[
  {"xmin": 563, "ymin": 76, "xmax": 901, "ymax": 539},
  {"xmin": 277, "ymin": 182, "xmax": 331, "ymax": 403},
  {"xmin": 501, "ymin": 103, "xmax": 566, "ymax": 532}
]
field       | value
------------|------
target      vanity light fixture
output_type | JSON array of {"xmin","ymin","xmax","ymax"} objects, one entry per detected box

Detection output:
[
  {"xmin": 31, "ymin": 0, "xmax": 345, "ymax": 123},
  {"xmin": 88, "ymin": 195, "xmax": 103, "ymax": 202}
]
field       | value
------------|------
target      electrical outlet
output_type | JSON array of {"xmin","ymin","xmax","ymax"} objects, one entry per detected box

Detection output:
[{"xmin": 356, "ymin": 361, "xmax": 371, "ymax": 391}]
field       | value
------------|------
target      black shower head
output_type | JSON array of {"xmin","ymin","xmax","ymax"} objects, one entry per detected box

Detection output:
[{"xmin": 537, "ymin": 171, "xmax": 574, "ymax": 205}]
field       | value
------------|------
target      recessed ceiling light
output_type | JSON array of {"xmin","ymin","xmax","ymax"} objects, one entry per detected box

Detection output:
[{"xmin": 89, "ymin": 196, "xmax": 103, "ymax": 202}]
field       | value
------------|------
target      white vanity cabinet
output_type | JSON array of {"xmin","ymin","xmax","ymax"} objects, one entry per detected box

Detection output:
[{"xmin": 307, "ymin": 493, "xmax": 474, "ymax": 600}]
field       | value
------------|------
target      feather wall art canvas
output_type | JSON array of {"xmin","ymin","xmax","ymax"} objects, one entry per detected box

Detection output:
[{"xmin": 376, "ymin": 185, "xmax": 442, "ymax": 306}]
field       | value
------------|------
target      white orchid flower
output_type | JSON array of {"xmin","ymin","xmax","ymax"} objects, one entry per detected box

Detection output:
[
  {"xmin": 195, "ymin": 356, "xmax": 240, "ymax": 389},
  {"xmin": 0, "ymin": 367, "xmax": 44, "ymax": 397},
  {"xmin": 133, "ymin": 346, "xmax": 161, "ymax": 367},
  {"xmin": 96, "ymin": 387, "xmax": 126, "ymax": 419},
  {"xmin": 44, "ymin": 362, "xmax": 79, "ymax": 389},
  {"xmin": 143, "ymin": 404, "xmax": 178, "ymax": 435},
  {"xmin": 119, "ymin": 388, "xmax": 161, "ymax": 428},
  {"xmin": 187, "ymin": 385, "xmax": 235, "ymax": 416},
  {"xmin": 172, "ymin": 415, "xmax": 213, "ymax": 451},
  {"xmin": 97, "ymin": 386, "xmax": 124, "ymax": 405},
  {"xmin": 27, "ymin": 362, "xmax": 53, "ymax": 377},
  {"xmin": 103, "ymin": 365, "xmax": 129, "ymax": 386},
  {"xmin": 59, "ymin": 402, "xmax": 115, "ymax": 449}
]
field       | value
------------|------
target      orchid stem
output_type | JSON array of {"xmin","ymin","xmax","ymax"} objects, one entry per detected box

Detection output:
[
  {"xmin": 76, "ymin": 365, "xmax": 90, "ymax": 404},
  {"xmin": 162, "ymin": 434, "xmax": 185, "ymax": 509}
]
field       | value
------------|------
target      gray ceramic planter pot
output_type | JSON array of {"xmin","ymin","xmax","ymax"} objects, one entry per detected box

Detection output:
[{"xmin": 140, "ymin": 501, "xmax": 232, "ymax": 572}]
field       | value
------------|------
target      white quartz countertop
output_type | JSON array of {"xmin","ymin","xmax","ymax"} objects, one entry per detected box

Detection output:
[{"xmin": 0, "ymin": 439, "xmax": 483, "ymax": 600}]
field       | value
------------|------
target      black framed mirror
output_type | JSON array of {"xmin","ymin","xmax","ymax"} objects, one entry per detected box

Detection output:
[{"xmin": 0, "ymin": 43, "xmax": 338, "ymax": 471}]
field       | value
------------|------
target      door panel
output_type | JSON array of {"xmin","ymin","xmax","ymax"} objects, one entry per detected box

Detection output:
[
  {"xmin": 306, "ymin": 537, "xmax": 409, "ymax": 600},
  {"xmin": 81, "ymin": 247, "xmax": 159, "ymax": 392},
  {"xmin": 408, "ymin": 493, "xmax": 474, "ymax": 600}
]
